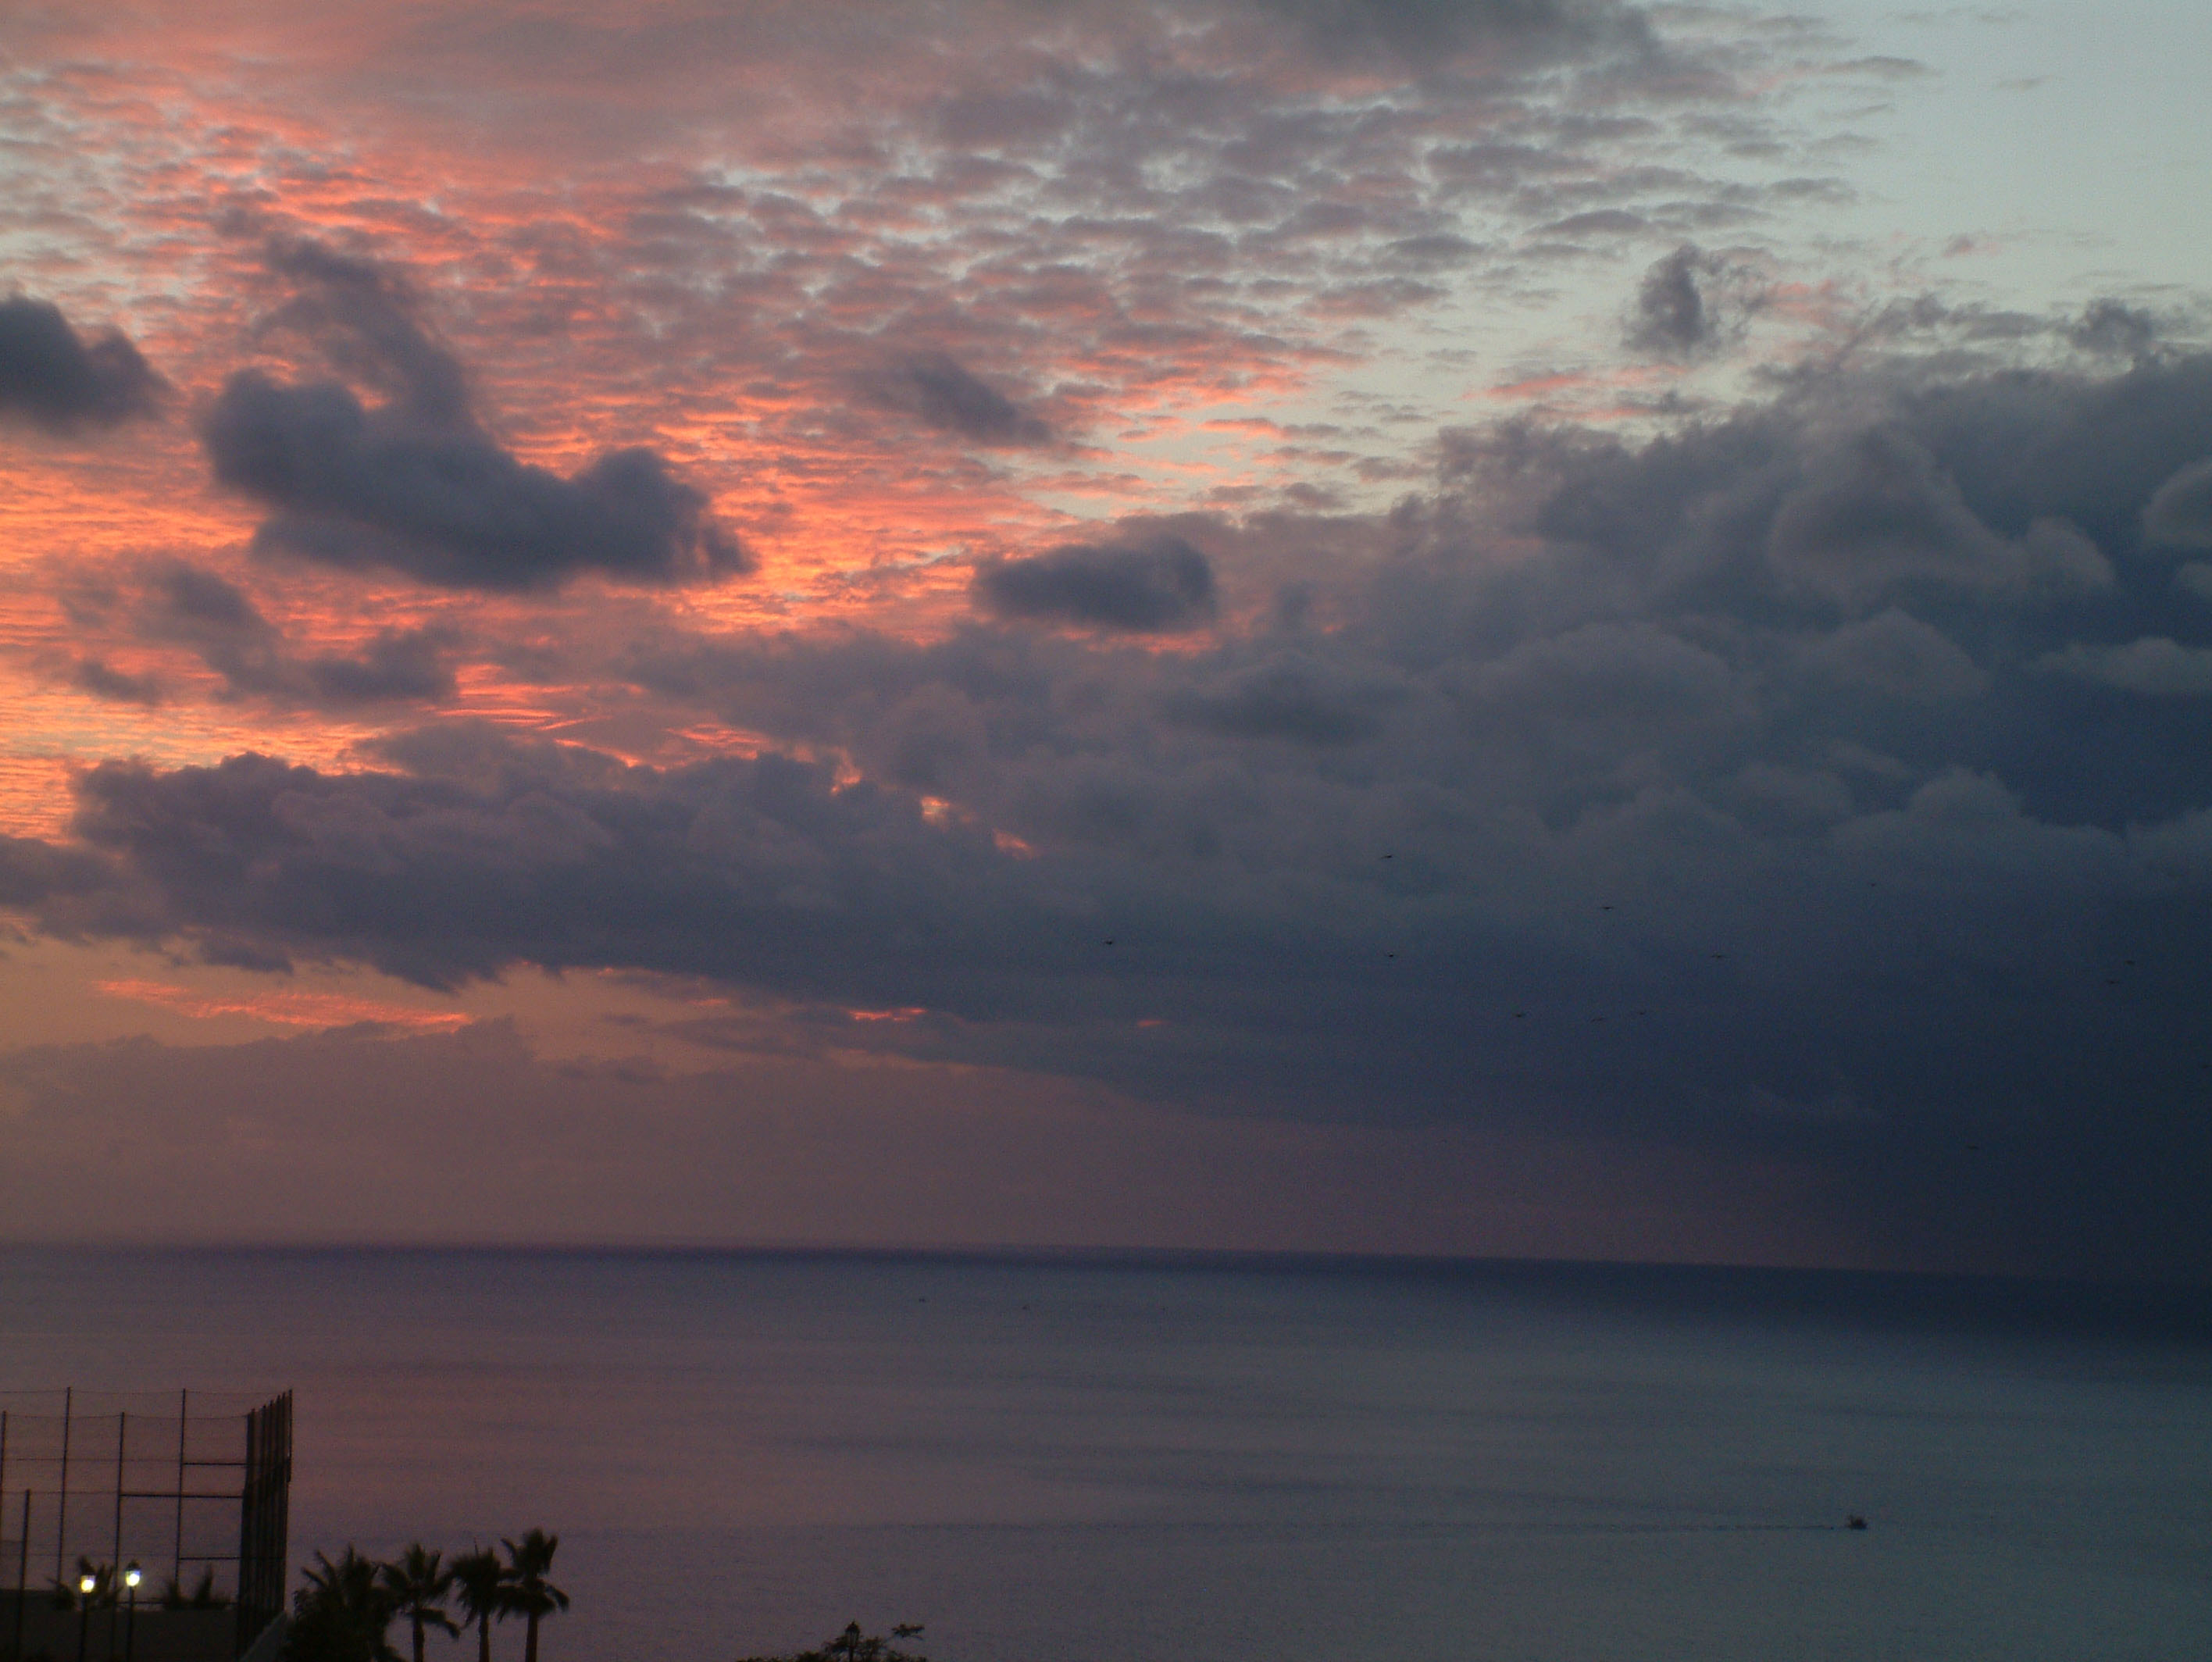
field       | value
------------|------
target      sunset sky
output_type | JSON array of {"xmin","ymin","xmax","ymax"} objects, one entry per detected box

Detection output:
[{"xmin": 2, "ymin": 0, "xmax": 2209, "ymax": 1279}]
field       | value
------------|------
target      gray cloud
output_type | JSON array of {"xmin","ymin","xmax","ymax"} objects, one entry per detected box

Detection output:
[
  {"xmin": 105, "ymin": 560, "xmax": 461, "ymax": 708},
  {"xmin": 0, "ymin": 296, "xmax": 163, "ymax": 433},
  {"xmin": 2144, "ymin": 458, "xmax": 2212, "ymax": 551},
  {"xmin": 1165, "ymin": 651, "xmax": 1404, "ymax": 744},
  {"xmin": 70, "ymin": 657, "xmax": 166, "ymax": 706},
  {"xmin": 1251, "ymin": 0, "xmax": 1654, "ymax": 66},
  {"xmin": 1800, "ymin": 609, "xmax": 1989, "ymax": 703},
  {"xmin": 2067, "ymin": 298, "xmax": 2161, "ymax": 360},
  {"xmin": 866, "ymin": 352, "xmax": 1052, "ymax": 447},
  {"xmin": 1624, "ymin": 243, "xmax": 1764, "ymax": 358},
  {"xmin": 202, "ymin": 242, "xmax": 749, "ymax": 591},
  {"xmin": 2036, "ymin": 638, "xmax": 2212, "ymax": 697},
  {"xmin": 1766, "ymin": 432, "xmax": 2110, "ymax": 605},
  {"xmin": 300, "ymin": 629, "xmax": 459, "ymax": 705},
  {"xmin": 976, "ymin": 535, "xmax": 1218, "ymax": 632}
]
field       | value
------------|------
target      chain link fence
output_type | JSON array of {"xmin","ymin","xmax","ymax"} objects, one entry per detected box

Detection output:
[{"xmin": 0, "ymin": 1391, "xmax": 290, "ymax": 1662}]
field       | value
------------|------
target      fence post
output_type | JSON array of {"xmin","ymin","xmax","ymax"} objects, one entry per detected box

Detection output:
[
  {"xmin": 55, "ymin": 1389, "xmax": 71, "ymax": 1586},
  {"xmin": 236, "ymin": 1404, "xmax": 263, "ymax": 1660},
  {"xmin": 173, "ymin": 1392, "xmax": 186, "ymax": 1592},
  {"xmin": 13, "ymin": 1488, "xmax": 29, "ymax": 1662},
  {"xmin": 113, "ymin": 1412, "xmax": 127, "ymax": 1574},
  {"xmin": 111, "ymin": 1411, "xmax": 127, "ymax": 1662},
  {"xmin": 231, "ymin": 1393, "xmax": 293, "ymax": 1660}
]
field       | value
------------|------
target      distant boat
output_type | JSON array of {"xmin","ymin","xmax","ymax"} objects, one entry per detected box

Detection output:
[{"xmin": 1846, "ymin": 1514, "xmax": 1868, "ymax": 1531}]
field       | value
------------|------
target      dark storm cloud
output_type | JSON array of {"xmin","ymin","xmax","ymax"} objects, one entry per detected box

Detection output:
[
  {"xmin": 865, "ymin": 352, "xmax": 1052, "ymax": 447},
  {"xmin": 202, "ymin": 242, "xmax": 748, "ymax": 591},
  {"xmin": 0, "ymin": 296, "xmax": 162, "ymax": 432},
  {"xmin": 1762, "ymin": 428, "xmax": 2109, "ymax": 605},
  {"xmin": 1164, "ymin": 651, "xmax": 1404, "ymax": 744},
  {"xmin": 17, "ymin": 350, "xmax": 2212, "ymax": 1278},
  {"xmin": 21, "ymin": 739, "xmax": 1039, "ymax": 995},
  {"xmin": 976, "ymin": 535, "xmax": 1218, "ymax": 631}
]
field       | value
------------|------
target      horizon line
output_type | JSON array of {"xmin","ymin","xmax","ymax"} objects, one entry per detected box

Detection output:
[{"xmin": 4, "ymin": 1236, "xmax": 2210, "ymax": 1300}]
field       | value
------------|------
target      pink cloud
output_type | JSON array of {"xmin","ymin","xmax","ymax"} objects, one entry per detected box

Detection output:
[{"xmin": 95, "ymin": 978, "xmax": 471, "ymax": 1031}]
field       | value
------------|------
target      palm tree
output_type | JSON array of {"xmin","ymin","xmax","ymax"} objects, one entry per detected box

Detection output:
[
  {"xmin": 738, "ymin": 1623, "xmax": 927, "ymax": 1662},
  {"xmin": 449, "ymin": 1549, "xmax": 505, "ymax": 1662},
  {"xmin": 151, "ymin": 1569, "xmax": 225, "ymax": 1610},
  {"xmin": 286, "ymin": 1546, "xmax": 401, "ymax": 1662},
  {"xmin": 498, "ymin": 1532, "xmax": 569, "ymax": 1662},
  {"xmin": 378, "ymin": 1546, "xmax": 458, "ymax": 1662}
]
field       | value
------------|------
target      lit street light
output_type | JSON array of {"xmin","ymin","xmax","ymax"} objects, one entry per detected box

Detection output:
[
  {"xmin": 124, "ymin": 1564, "xmax": 142, "ymax": 1662},
  {"xmin": 76, "ymin": 1571, "xmax": 97, "ymax": 1662}
]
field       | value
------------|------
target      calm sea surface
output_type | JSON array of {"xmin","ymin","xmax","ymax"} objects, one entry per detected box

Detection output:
[{"xmin": 1, "ymin": 1247, "xmax": 2207, "ymax": 1662}]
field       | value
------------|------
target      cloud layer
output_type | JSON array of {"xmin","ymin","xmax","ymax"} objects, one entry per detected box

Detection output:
[{"xmin": 9, "ymin": 341, "xmax": 2212, "ymax": 1275}]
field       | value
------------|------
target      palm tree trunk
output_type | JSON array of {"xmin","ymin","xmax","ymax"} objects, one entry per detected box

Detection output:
[
  {"xmin": 476, "ymin": 1618, "xmax": 491, "ymax": 1662},
  {"xmin": 414, "ymin": 1615, "xmax": 427, "ymax": 1662},
  {"xmin": 526, "ymin": 1612, "xmax": 540, "ymax": 1662}
]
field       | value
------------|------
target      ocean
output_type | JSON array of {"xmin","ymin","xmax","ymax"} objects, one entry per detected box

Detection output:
[{"xmin": 1, "ymin": 1247, "xmax": 2207, "ymax": 1662}]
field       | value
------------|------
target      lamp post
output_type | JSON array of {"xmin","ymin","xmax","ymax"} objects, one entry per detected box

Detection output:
[
  {"xmin": 123, "ymin": 1564, "xmax": 142, "ymax": 1662},
  {"xmin": 76, "ymin": 1571, "xmax": 96, "ymax": 1662}
]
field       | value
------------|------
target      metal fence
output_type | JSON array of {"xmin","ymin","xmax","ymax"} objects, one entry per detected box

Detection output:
[{"xmin": 0, "ymin": 1391, "xmax": 291, "ymax": 1662}]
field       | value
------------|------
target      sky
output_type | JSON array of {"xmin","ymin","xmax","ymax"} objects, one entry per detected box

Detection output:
[{"xmin": 1, "ymin": 0, "xmax": 2209, "ymax": 1281}]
